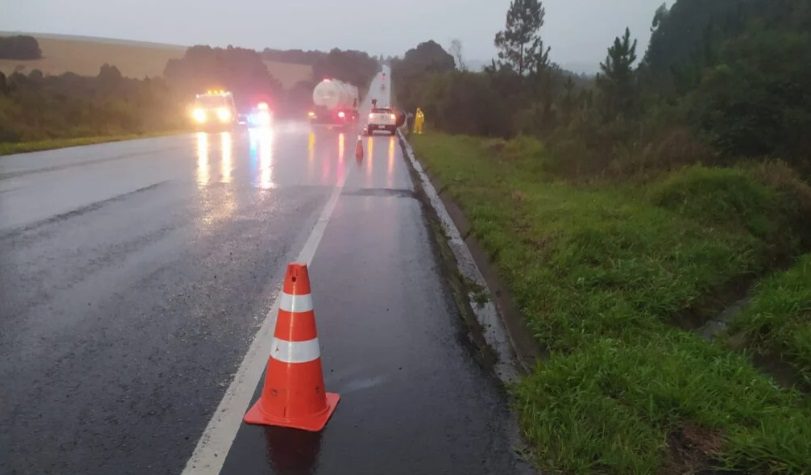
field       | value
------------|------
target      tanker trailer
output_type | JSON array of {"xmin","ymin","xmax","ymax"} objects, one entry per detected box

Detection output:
[{"xmin": 308, "ymin": 79, "xmax": 359, "ymax": 125}]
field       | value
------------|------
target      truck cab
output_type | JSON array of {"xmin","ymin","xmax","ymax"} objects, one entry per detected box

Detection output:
[{"xmin": 191, "ymin": 90, "xmax": 238, "ymax": 129}]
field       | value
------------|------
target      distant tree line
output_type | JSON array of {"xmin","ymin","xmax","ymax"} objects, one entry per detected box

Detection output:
[
  {"xmin": 262, "ymin": 48, "xmax": 325, "ymax": 65},
  {"xmin": 263, "ymin": 47, "xmax": 379, "ymax": 98},
  {"xmin": 393, "ymin": 0, "xmax": 811, "ymax": 177},
  {"xmin": 0, "ymin": 66, "xmax": 182, "ymax": 142},
  {"xmin": 0, "ymin": 35, "xmax": 42, "ymax": 60},
  {"xmin": 262, "ymin": 47, "xmax": 379, "ymax": 84},
  {"xmin": 164, "ymin": 45, "xmax": 283, "ymax": 110}
]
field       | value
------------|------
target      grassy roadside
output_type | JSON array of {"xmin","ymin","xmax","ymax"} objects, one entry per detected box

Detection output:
[
  {"xmin": 730, "ymin": 254, "xmax": 811, "ymax": 387},
  {"xmin": 411, "ymin": 133, "xmax": 811, "ymax": 474},
  {"xmin": 0, "ymin": 130, "xmax": 187, "ymax": 156}
]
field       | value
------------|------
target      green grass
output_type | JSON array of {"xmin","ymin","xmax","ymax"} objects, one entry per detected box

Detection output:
[
  {"xmin": 0, "ymin": 130, "xmax": 185, "ymax": 156},
  {"xmin": 412, "ymin": 133, "xmax": 811, "ymax": 474},
  {"xmin": 732, "ymin": 254, "xmax": 811, "ymax": 386},
  {"xmin": 518, "ymin": 333, "xmax": 811, "ymax": 474}
]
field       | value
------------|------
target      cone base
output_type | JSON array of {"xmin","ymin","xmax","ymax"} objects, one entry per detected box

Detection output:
[{"xmin": 243, "ymin": 392, "xmax": 340, "ymax": 432}]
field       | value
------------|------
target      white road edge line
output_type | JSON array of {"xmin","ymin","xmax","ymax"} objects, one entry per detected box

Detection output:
[{"xmin": 181, "ymin": 170, "xmax": 349, "ymax": 475}]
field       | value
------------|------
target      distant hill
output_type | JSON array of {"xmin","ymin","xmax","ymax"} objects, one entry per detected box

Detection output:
[
  {"xmin": 0, "ymin": 33, "xmax": 184, "ymax": 78},
  {"xmin": 0, "ymin": 33, "xmax": 313, "ymax": 89}
]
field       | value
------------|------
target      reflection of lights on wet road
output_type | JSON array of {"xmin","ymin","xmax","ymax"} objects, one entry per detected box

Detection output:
[
  {"xmin": 248, "ymin": 127, "xmax": 275, "ymax": 189},
  {"xmin": 220, "ymin": 132, "xmax": 233, "ymax": 183},
  {"xmin": 307, "ymin": 131, "xmax": 315, "ymax": 181},
  {"xmin": 387, "ymin": 136, "xmax": 395, "ymax": 187},
  {"xmin": 194, "ymin": 131, "xmax": 235, "ymax": 228},
  {"xmin": 338, "ymin": 133, "xmax": 345, "ymax": 164},
  {"xmin": 366, "ymin": 136, "xmax": 374, "ymax": 178},
  {"xmin": 196, "ymin": 132, "xmax": 209, "ymax": 187},
  {"xmin": 308, "ymin": 132, "xmax": 315, "ymax": 161},
  {"xmin": 257, "ymin": 128, "xmax": 275, "ymax": 189}
]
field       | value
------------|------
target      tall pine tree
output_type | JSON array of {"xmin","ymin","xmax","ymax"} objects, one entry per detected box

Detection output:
[
  {"xmin": 597, "ymin": 27, "xmax": 638, "ymax": 119},
  {"xmin": 494, "ymin": 0, "xmax": 546, "ymax": 76}
]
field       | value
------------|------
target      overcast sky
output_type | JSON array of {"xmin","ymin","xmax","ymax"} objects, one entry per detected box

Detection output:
[{"xmin": 2, "ymin": 0, "xmax": 665, "ymax": 73}]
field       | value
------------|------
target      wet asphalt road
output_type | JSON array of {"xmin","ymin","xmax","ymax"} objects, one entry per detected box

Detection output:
[{"xmin": 0, "ymin": 72, "xmax": 529, "ymax": 474}]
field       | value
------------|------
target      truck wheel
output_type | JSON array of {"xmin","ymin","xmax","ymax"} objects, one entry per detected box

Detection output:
[{"xmin": 367, "ymin": 126, "xmax": 374, "ymax": 136}]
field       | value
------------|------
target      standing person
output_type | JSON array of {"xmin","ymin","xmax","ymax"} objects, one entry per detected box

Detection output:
[
  {"xmin": 405, "ymin": 111, "xmax": 415, "ymax": 133},
  {"xmin": 414, "ymin": 107, "xmax": 425, "ymax": 135}
]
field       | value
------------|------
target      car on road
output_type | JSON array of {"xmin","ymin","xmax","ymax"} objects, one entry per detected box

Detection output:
[{"xmin": 366, "ymin": 107, "xmax": 398, "ymax": 136}]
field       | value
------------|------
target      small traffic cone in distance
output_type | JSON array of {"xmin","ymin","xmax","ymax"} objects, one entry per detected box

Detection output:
[
  {"xmin": 355, "ymin": 135, "xmax": 363, "ymax": 159},
  {"xmin": 244, "ymin": 263, "xmax": 339, "ymax": 432}
]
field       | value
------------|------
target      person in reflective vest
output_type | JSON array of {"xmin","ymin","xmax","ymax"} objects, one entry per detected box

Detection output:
[{"xmin": 413, "ymin": 107, "xmax": 425, "ymax": 135}]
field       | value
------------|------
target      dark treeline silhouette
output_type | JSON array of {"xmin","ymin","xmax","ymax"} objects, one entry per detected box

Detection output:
[
  {"xmin": 262, "ymin": 48, "xmax": 325, "ymax": 65},
  {"xmin": 165, "ymin": 45, "xmax": 283, "ymax": 110},
  {"xmin": 0, "ymin": 35, "xmax": 42, "ymax": 60},
  {"xmin": 0, "ymin": 66, "xmax": 181, "ymax": 142},
  {"xmin": 264, "ymin": 47, "xmax": 379, "ymax": 96}
]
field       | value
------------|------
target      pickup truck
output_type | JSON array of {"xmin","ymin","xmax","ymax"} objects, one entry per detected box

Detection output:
[{"xmin": 366, "ymin": 107, "xmax": 398, "ymax": 136}]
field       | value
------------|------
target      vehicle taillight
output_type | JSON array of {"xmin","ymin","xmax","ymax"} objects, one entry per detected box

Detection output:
[
  {"xmin": 338, "ymin": 111, "xmax": 346, "ymax": 119},
  {"xmin": 389, "ymin": 114, "xmax": 396, "ymax": 121}
]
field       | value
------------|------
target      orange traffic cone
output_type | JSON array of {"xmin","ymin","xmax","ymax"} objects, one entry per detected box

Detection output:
[
  {"xmin": 355, "ymin": 136, "xmax": 363, "ymax": 159},
  {"xmin": 244, "ymin": 263, "xmax": 340, "ymax": 431}
]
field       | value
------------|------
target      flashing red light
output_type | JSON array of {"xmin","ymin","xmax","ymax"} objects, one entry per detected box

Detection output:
[
  {"xmin": 257, "ymin": 102, "xmax": 269, "ymax": 111},
  {"xmin": 338, "ymin": 111, "xmax": 346, "ymax": 119},
  {"xmin": 389, "ymin": 114, "xmax": 396, "ymax": 121}
]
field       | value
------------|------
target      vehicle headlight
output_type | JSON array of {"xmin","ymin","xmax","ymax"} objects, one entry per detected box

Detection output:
[
  {"xmin": 217, "ymin": 107, "xmax": 232, "ymax": 123},
  {"xmin": 192, "ymin": 108, "xmax": 207, "ymax": 123}
]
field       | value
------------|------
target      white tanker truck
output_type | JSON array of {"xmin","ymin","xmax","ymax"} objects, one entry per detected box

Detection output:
[{"xmin": 308, "ymin": 79, "xmax": 360, "ymax": 125}]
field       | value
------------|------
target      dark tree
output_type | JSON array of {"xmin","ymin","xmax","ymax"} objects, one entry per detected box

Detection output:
[
  {"xmin": 0, "ymin": 35, "xmax": 42, "ymax": 60},
  {"xmin": 396, "ymin": 41, "xmax": 455, "ymax": 74},
  {"xmin": 312, "ymin": 49, "xmax": 379, "ymax": 88},
  {"xmin": 390, "ymin": 40, "xmax": 455, "ymax": 112},
  {"xmin": 494, "ymin": 0, "xmax": 547, "ymax": 76},
  {"xmin": 97, "ymin": 64, "xmax": 123, "ymax": 89},
  {"xmin": 597, "ymin": 28, "xmax": 638, "ymax": 119}
]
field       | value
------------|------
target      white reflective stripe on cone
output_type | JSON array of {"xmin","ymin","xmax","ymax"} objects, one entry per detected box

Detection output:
[
  {"xmin": 279, "ymin": 292, "xmax": 314, "ymax": 313},
  {"xmin": 270, "ymin": 337, "xmax": 321, "ymax": 364}
]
